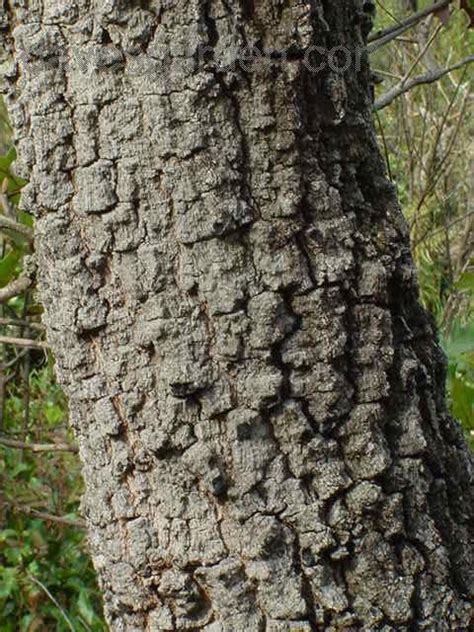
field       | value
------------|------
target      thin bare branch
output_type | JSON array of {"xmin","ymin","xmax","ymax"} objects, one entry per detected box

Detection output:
[
  {"xmin": 0, "ymin": 214, "xmax": 33, "ymax": 242},
  {"xmin": 0, "ymin": 317, "xmax": 44, "ymax": 330},
  {"xmin": 0, "ymin": 334, "xmax": 48, "ymax": 350},
  {"xmin": 27, "ymin": 574, "xmax": 78, "ymax": 632},
  {"xmin": 1, "ymin": 347, "xmax": 30, "ymax": 369},
  {"xmin": 375, "ymin": 0, "xmax": 405, "ymax": 28},
  {"xmin": 368, "ymin": 0, "xmax": 452, "ymax": 45},
  {"xmin": 374, "ymin": 55, "xmax": 473, "ymax": 110},
  {"xmin": 6, "ymin": 500, "xmax": 86, "ymax": 529},
  {"xmin": 401, "ymin": 22, "xmax": 443, "ymax": 85},
  {"xmin": 414, "ymin": 212, "xmax": 474, "ymax": 247},
  {"xmin": 0, "ymin": 276, "xmax": 33, "ymax": 303},
  {"xmin": 0, "ymin": 436, "xmax": 78, "ymax": 453}
]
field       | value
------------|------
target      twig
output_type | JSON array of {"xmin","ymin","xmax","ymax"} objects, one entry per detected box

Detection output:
[
  {"xmin": 368, "ymin": 0, "xmax": 452, "ymax": 44},
  {"xmin": 6, "ymin": 500, "xmax": 86, "ymax": 529},
  {"xmin": 0, "ymin": 436, "xmax": 78, "ymax": 453},
  {"xmin": 375, "ymin": 0, "xmax": 405, "ymax": 28},
  {"xmin": 368, "ymin": 26, "xmax": 415, "ymax": 53},
  {"xmin": 0, "ymin": 317, "xmax": 44, "ymax": 330},
  {"xmin": 0, "ymin": 334, "xmax": 48, "ymax": 350},
  {"xmin": 2, "ymin": 347, "xmax": 30, "ymax": 369},
  {"xmin": 374, "ymin": 55, "xmax": 473, "ymax": 110},
  {"xmin": 0, "ymin": 215, "xmax": 33, "ymax": 243},
  {"xmin": 78, "ymin": 616, "xmax": 93, "ymax": 632},
  {"xmin": 371, "ymin": 67, "xmax": 402, "ymax": 80},
  {"xmin": 0, "ymin": 276, "xmax": 33, "ymax": 303},
  {"xmin": 414, "ymin": 211, "xmax": 474, "ymax": 246},
  {"xmin": 401, "ymin": 22, "xmax": 443, "ymax": 85},
  {"xmin": 27, "ymin": 574, "xmax": 77, "ymax": 632},
  {"xmin": 415, "ymin": 72, "xmax": 470, "ymax": 211}
]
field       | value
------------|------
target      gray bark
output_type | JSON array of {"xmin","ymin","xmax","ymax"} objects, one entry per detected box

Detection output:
[{"xmin": 1, "ymin": 1, "xmax": 472, "ymax": 630}]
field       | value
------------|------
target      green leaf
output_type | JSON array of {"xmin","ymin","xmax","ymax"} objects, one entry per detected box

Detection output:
[
  {"xmin": 78, "ymin": 589, "xmax": 95, "ymax": 626},
  {"xmin": 450, "ymin": 373, "xmax": 474, "ymax": 429},
  {"xmin": 442, "ymin": 322, "xmax": 474, "ymax": 358},
  {"xmin": 0, "ymin": 146, "xmax": 16, "ymax": 171},
  {"xmin": 0, "ymin": 567, "xmax": 18, "ymax": 599},
  {"xmin": 0, "ymin": 529, "xmax": 18, "ymax": 542},
  {"xmin": 45, "ymin": 403, "xmax": 64, "ymax": 426},
  {"xmin": 9, "ymin": 461, "xmax": 30, "ymax": 478},
  {"xmin": 454, "ymin": 270, "xmax": 474, "ymax": 292},
  {"xmin": 4, "ymin": 545, "xmax": 24, "ymax": 566},
  {"xmin": 19, "ymin": 614, "xmax": 35, "ymax": 632},
  {"xmin": 0, "ymin": 248, "xmax": 22, "ymax": 287},
  {"xmin": 18, "ymin": 210, "xmax": 33, "ymax": 228},
  {"xmin": 0, "ymin": 147, "xmax": 27, "ymax": 206},
  {"xmin": 27, "ymin": 560, "xmax": 41, "ymax": 576}
]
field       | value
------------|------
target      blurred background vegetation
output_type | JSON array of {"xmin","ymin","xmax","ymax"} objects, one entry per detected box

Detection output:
[{"xmin": 0, "ymin": 1, "xmax": 472, "ymax": 630}]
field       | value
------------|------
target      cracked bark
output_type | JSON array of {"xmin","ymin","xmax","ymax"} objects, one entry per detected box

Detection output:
[{"xmin": 1, "ymin": 1, "xmax": 472, "ymax": 630}]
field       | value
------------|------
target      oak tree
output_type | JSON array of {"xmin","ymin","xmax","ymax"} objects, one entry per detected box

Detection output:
[{"xmin": 1, "ymin": 1, "xmax": 472, "ymax": 630}]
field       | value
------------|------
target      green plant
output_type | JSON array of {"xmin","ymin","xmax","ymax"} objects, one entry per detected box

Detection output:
[
  {"xmin": 0, "ymin": 365, "xmax": 106, "ymax": 631},
  {"xmin": 442, "ymin": 320, "xmax": 474, "ymax": 447},
  {"xmin": 374, "ymin": 0, "xmax": 473, "ymax": 445}
]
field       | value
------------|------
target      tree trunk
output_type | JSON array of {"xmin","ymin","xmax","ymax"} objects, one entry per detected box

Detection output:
[{"xmin": 1, "ymin": 1, "xmax": 472, "ymax": 630}]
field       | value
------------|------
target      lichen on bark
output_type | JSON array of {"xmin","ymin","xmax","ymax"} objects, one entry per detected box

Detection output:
[{"xmin": 1, "ymin": 1, "xmax": 472, "ymax": 630}]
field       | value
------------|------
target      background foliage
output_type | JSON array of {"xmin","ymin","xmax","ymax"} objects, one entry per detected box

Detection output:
[
  {"xmin": 372, "ymin": 0, "xmax": 473, "ymax": 443},
  {"xmin": 0, "ymin": 1, "xmax": 472, "ymax": 629}
]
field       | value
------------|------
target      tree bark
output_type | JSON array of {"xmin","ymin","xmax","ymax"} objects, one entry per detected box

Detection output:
[{"xmin": 1, "ymin": 1, "xmax": 472, "ymax": 630}]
